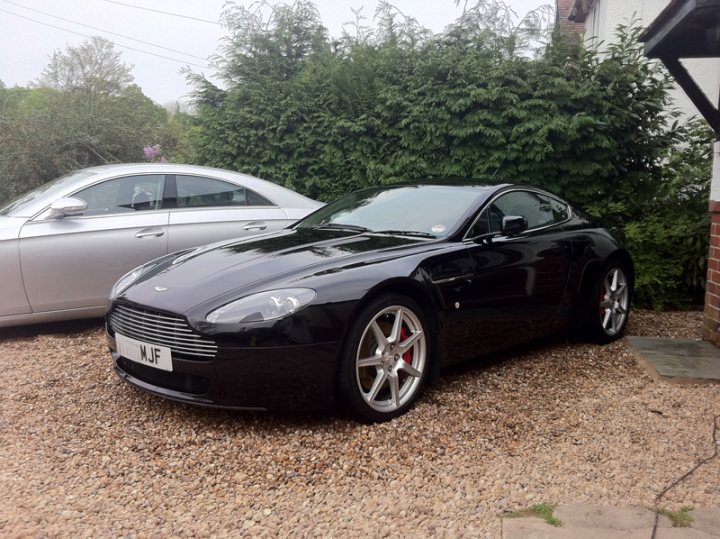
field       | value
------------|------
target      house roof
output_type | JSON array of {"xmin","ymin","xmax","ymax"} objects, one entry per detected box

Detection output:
[{"xmin": 640, "ymin": 0, "xmax": 720, "ymax": 58}]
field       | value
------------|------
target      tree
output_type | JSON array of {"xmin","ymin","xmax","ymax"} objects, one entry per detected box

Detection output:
[
  {"xmin": 36, "ymin": 36, "xmax": 133, "ymax": 97},
  {"xmin": 0, "ymin": 37, "xmax": 191, "ymax": 206}
]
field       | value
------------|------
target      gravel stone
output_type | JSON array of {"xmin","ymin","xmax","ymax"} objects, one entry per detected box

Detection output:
[{"xmin": 1, "ymin": 310, "xmax": 718, "ymax": 537}]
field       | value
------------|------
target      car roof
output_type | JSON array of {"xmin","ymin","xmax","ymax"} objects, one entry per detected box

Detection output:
[{"xmin": 13, "ymin": 163, "xmax": 321, "ymax": 218}]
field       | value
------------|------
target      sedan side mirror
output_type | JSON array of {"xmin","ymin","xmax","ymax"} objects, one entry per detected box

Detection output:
[
  {"xmin": 49, "ymin": 197, "xmax": 88, "ymax": 219},
  {"xmin": 501, "ymin": 215, "xmax": 527, "ymax": 236}
]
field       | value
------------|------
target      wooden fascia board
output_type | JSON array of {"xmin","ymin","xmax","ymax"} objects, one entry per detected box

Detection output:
[
  {"xmin": 662, "ymin": 56, "xmax": 720, "ymax": 137},
  {"xmin": 642, "ymin": 0, "xmax": 698, "ymax": 57}
]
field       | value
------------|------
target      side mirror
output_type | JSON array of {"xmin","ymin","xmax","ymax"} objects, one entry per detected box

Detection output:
[
  {"xmin": 501, "ymin": 215, "xmax": 527, "ymax": 236},
  {"xmin": 49, "ymin": 197, "xmax": 87, "ymax": 219}
]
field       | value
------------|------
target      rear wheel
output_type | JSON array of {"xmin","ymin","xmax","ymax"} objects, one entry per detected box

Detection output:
[
  {"xmin": 337, "ymin": 295, "xmax": 430, "ymax": 423},
  {"xmin": 588, "ymin": 262, "xmax": 631, "ymax": 343}
]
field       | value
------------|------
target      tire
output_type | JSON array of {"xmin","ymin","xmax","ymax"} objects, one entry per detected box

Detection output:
[
  {"xmin": 337, "ymin": 294, "xmax": 430, "ymax": 423},
  {"xmin": 587, "ymin": 261, "xmax": 632, "ymax": 343}
]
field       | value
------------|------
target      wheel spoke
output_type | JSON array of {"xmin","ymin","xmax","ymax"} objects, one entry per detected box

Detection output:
[
  {"xmin": 599, "ymin": 299, "xmax": 614, "ymax": 309},
  {"xmin": 396, "ymin": 360, "xmax": 421, "ymax": 378},
  {"xmin": 388, "ymin": 308, "xmax": 404, "ymax": 344},
  {"xmin": 612, "ymin": 312, "xmax": 623, "ymax": 331},
  {"xmin": 604, "ymin": 276, "xmax": 612, "ymax": 295},
  {"xmin": 602, "ymin": 309, "xmax": 612, "ymax": 329},
  {"xmin": 397, "ymin": 330, "xmax": 423, "ymax": 352},
  {"xmin": 614, "ymin": 283, "xmax": 626, "ymax": 298},
  {"xmin": 364, "ymin": 370, "xmax": 388, "ymax": 404},
  {"xmin": 610, "ymin": 269, "xmax": 619, "ymax": 292},
  {"xmin": 388, "ymin": 372, "xmax": 400, "ymax": 408},
  {"xmin": 357, "ymin": 353, "xmax": 383, "ymax": 368},
  {"xmin": 369, "ymin": 320, "xmax": 388, "ymax": 349}
]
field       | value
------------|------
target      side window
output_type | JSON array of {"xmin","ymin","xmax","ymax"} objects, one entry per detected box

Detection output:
[
  {"xmin": 73, "ymin": 175, "xmax": 164, "ymax": 215},
  {"xmin": 468, "ymin": 204, "xmax": 504, "ymax": 237},
  {"xmin": 176, "ymin": 176, "xmax": 274, "ymax": 208},
  {"xmin": 549, "ymin": 197, "xmax": 570, "ymax": 223},
  {"xmin": 468, "ymin": 190, "xmax": 556, "ymax": 237},
  {"xmin": 493, "ymin": 191, "xmax": 554, "ymax": 230}
]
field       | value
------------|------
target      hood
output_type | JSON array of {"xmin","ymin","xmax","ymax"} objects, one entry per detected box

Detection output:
[
  {"xmin": 0, "ymin": 216, "xmax": 25, "ymax": 241},
  {"xmin": 120, "ymin": 228, "xmax": 441, "ymax": 314}
]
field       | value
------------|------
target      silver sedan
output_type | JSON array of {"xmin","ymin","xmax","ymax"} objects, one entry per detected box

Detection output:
[{"xmin": 0, "ymin": 163, "xmax": 322, "ymax": 327}]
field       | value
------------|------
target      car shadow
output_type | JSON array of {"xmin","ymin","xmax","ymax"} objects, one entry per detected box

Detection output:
[
  {"xmin": 0, "ymin": 317, "xmax": 105, "ymax": 340},
  {"xmin": 434, "ymin": 332, "xmax": 577, "ymax": 381}
]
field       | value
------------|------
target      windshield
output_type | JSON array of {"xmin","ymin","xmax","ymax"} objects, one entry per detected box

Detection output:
[
  {"xmin": 0, "ymin": 170, "xmax": 97, "ymax": 217},
  {"xmin": 295, "ymin": 185, "xmax": 485, "ymax": 238}
]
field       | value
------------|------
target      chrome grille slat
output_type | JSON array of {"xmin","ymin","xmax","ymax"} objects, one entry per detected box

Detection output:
[
  {"xmin": 113, "ymin": 309, "xmax": 195, "ymax": 333},
  {"xmin": 109, "ymin": 304, "xmax": 217, "ymax": 359},
  {"xmin": 110, "ymin": 314, "xmax": 206, "ymax": 344}
]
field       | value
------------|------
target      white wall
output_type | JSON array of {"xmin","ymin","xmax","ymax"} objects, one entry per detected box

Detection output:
[{"xmin": 583, "ymin": 0, "xmax": 720, "ymax": 123}]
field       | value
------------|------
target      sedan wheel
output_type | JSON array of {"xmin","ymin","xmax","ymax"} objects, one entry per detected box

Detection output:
[
  {"xmin": 590, "ymin": 263, "xmax": 631, "ymax": 342},
  {"xmin": 338, "ymin": 295, "xmax": 429, "ymax": 423}
]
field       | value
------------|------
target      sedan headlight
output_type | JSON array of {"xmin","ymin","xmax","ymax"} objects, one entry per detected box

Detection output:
[
  {"xmin": 206, "ymin": 288, "xmax": 317, "ymax": 324},
  {"xmin": 110, "ymin": 262, "xmax": 157, "ymax": 298}
]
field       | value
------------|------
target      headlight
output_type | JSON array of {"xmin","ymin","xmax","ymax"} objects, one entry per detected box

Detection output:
[
  {"xmin": 110, "ymin": 262, "xmax": 157, "ymax": 298},
  {"xmin": 206, "ymin": 288, "xmax": 317, "ymax": 324}
]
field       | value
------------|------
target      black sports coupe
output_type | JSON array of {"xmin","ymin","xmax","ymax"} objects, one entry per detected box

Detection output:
[{"xmin": 106, "ymin": 183, "xmax": 633, "ymax": 422}]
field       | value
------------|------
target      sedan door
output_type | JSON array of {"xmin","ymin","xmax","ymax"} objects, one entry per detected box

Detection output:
[
  {"xmin": 166, "ymin": 175, "xmax": 293, "ymax": 252},
  {"xmin": 18, "ymin": 174, "xmax": 169, "ymax": 313}
]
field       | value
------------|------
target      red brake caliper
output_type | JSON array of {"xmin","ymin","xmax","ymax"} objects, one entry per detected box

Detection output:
[{"xmin": 400, "ymin": 326, "xmax": 413, "ymax": 364}]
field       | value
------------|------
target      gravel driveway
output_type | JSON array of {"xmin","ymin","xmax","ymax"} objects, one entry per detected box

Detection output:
[{"xmin": 1, "ymin": 311, "xmax": 719, "ymax": 537}]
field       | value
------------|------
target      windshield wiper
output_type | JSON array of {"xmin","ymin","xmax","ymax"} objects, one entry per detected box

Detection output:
[
  {"xmin": 312, "ymin": 223, "xmax": 371, "ymax": 233},
  {"xmin": 373, "ymin": 229, "xmax": 437, "ymax": 239}
]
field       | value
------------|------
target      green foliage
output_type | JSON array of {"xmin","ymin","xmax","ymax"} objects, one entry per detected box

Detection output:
[
  {"xmin": 187, "ymin": 0, "xmax": 712, "ymax": 308},
  {"xmin": 625, "ymin": 120, "xmax": 713, "ymax": 308},
  {"xmin": 507, "ymin": 503, "xmax": 562, "ymax": 527},
  {"xmin": 0, "ymin": 38, "xmax": 192, "ymax": 205},
  {"xmin": 658, "ymin": 506, "xmax": 694, "ymax": 527},
  {"xmin": 36, "ymin": 36, "xmax": 134, "ymax": 97}
]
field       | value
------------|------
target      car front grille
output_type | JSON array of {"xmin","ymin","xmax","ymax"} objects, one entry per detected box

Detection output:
[{"xmin": 108, "ymin": 303, "xmax": 217, "ymax": 360}]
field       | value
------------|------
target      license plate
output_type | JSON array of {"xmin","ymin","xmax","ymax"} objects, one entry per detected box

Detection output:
[{"xmin": 116, "ymin": 333, "xmax": 173, "ymax": 372}]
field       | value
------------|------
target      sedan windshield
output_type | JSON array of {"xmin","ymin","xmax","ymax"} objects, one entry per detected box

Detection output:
[
  {"xmin": 0, "ymin": 171, "xmax": 97, "ymax": 217},
  {"xmin": 295, "ymin": 185, "xmax": 486, "ymax": 238}
]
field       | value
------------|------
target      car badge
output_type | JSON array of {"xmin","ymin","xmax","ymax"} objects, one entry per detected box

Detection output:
[{"xmin": 154, "ymin": 286, "xmax": 169, "ymax": 292}]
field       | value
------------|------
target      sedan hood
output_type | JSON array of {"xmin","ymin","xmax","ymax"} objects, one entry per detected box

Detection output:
[{"xmin": 120, "ymin": 228, "xmax": 441, "ymax": 314}]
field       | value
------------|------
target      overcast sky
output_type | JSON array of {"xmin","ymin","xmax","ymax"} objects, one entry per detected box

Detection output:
[{"xmin": 0, "ymin": 0, "xmax": 549, "ymax": 105}]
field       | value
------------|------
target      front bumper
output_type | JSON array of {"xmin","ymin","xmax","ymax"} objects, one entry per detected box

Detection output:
[{"xmin": 108, "ymin": 333, "xmax": 342, "ymax": 411}]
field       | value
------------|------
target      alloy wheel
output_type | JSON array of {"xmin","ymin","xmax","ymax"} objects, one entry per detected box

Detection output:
[
  {"xmin": 355, "ymin": 305, "xmax": 427, "ymax": 413},
  {"xmin": 599, "ymin": 267, "xmax": 629, "ymax": 337}
]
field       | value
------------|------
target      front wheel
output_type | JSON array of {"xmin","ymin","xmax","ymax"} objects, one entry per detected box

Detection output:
[
  {"xmin": 337, "ymin": 295, "xmax": 430, "ymax": 423},
  {"xmin": 588, "ymin": 262, "xmax": 632, "ymax": 343}
]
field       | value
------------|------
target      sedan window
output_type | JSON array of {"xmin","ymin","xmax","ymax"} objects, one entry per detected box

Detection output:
[
  {"xmin": 175, "ymin": 176, "xmax": 273, "ymax": 208},
  {"xmin": 74, "ymin": 175, "xmax": 165, "ymax": 215},
  {"xmin": 0, "ymin": 171, "xmax": 97, "ymax": 217}
]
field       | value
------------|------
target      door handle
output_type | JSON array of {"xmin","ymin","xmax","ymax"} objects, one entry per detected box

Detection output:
[
  {"xmin": 243, "ymin": 222, "xmax": 267, "ymax": 231},
  {"xmin": 135, "ymin": 228, "xmax": 165, "ymax": 238}
]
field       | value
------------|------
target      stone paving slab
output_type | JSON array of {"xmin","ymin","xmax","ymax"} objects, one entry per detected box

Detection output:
[
  {"xmin": 625, "ymin": 337, "xmax": 720, "ymax": 385},
  {"xmin": 501, "ymin": 504, "xmax": 720, "ymax": 539},
  {"xmin": 692, "ymin": 508, "xmax": 720, "ymax": 536}
]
